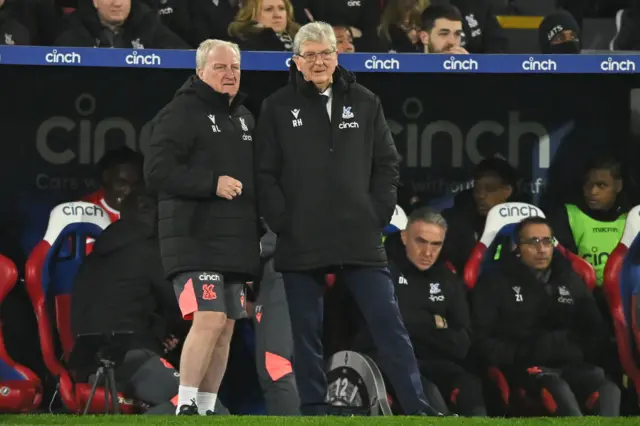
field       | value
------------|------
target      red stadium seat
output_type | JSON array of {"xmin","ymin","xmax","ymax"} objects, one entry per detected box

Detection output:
[
  {"xmin": 603, "ymin": 205, "xmax": 640, "ymax": 403},
  {"xmin": 0, "ymin": 254, "xmax": 42, "ymax": 412},
  {"xmin": 24, "ymin": 202, "xmax": 143, "ymax": 414},
  {"xmin": 463, "ymin": 202, "xmax": 597, "ymax": 413}
]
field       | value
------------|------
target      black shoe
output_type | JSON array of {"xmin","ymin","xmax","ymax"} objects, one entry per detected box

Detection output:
[
  {"xmin": 204, "ymin": 410, "xmax": 217, "ymax": 415},
  {"xmin": 177, "ymin": 402, "xmax": 198, "ymax": 415}
]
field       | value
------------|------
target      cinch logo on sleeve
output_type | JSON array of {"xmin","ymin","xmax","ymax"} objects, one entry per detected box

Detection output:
[
  {"xmin": 199, "ymin": 273, "xmax": 221, "ymax": 282},
  {"xmin": 442, "ymin": 56, "xmax": 478, "ymax": 71},
  {"xmin": 600, "ymin": 57, "xmax": 636, "ymax": 72},
  {"xmin": 521, "ymin": 57, "xmax": 557, "ymax": 72},
  {"xmin": 62, "ymin": 203, "xmax": 105, "ymax": 217},
  {"xmin": 45, "ymin": 49, "xmax": 81, "ymax": 64},
  {"xmin": 125, "ymin": 51, "xmax": 161, "ymax": 66},
  {"xmin": 364, "ymin": 55, "xmax": 400, "ymax": 70}
]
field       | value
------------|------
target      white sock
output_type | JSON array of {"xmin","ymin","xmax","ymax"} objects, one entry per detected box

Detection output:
[
  {"xmin": 176, "ymin": 385, "xmax": 198, "ymax": 414},
  {"xmin": 196, "ymin": 391, "xmax": 218, "ymax": 415}
]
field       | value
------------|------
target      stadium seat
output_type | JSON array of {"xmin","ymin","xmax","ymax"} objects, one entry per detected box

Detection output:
[
  {"xmin": 24, "ymin": 202, "xmax": 142, "ymax": 414},
  {"xmin": 463, "ymin": 202, "xmax": 597, "ymax": 413},
  {"xmin": 0, "ymin": 254, "xmax": 42, "ymax": 412},
  {"xmin": 603, "ymin": 205, "xmax": 640, "ymax": 402}
]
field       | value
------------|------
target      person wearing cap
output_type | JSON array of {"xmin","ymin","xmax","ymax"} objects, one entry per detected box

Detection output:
[{"xmin": 537, "ymin": 9, "xmax": 581, "ymax": 54}]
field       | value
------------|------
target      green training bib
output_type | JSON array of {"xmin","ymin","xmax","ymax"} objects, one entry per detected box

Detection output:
[{"xmin": 565, "ymin": 204, "xmax": 626, "ymax": 286}]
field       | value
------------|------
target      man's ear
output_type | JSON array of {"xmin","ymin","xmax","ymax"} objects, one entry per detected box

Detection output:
[
  {"xmin": 614, "ymin": 179, "xmax": 623, "ymax": 195},
  {"xmin": 400, "ymin": 230, "xmax": 408, "ymax": 246},
  {"xmin": 419, "ymin": 30, "xmax": 429, "ymax": 46}
]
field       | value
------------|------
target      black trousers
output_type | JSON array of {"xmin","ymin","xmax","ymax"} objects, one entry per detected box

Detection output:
[
  {"xmin": 284, "ymin": 266, "xmax": 430, "ymax": 415},
  {"xmin": 508, "ymin": 363, "xmax": 621, "ymax": 416},
  {"xmin": 114, "ymin": 348, "xmax": 179, "ymax": 414},
  {"xmin": 253, "ymin": 259, "xmax": 300, "ymax": 415},
  {"xmin": 419, "ymin": 358, "xmax": 487, "ymax": 417}
]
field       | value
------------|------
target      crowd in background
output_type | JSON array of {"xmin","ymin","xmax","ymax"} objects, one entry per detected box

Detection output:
[{"xmin": 2, "ymin": 0, "xmax": 640, "ymax": 53}]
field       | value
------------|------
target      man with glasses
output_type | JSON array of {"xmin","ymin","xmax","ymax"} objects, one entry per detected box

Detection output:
[
  {"xmin": 470, "ymin": 217, "xmax": 620, "ymax": 416},
  {"xmin": 145, "ymin": 39, "xmax": 261, "ymax": 415},
  {"xmin": 255, "ymin": 21, "xmax": 438, "ymax": 416}
]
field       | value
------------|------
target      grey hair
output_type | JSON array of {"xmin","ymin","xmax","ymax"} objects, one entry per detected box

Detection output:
[
  {"xmin": 293, "ymin": 21, "xmax": 337, "ymax": 55},
  {"xmin": 407, "ymin": 207, "xmax": 448, "ymax": 233},
  {"xmin": 196, "ymin": 39, "xmax": 241, "ymax": 70}
]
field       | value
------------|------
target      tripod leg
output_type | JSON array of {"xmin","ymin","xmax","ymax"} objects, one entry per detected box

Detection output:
[
  {"xmin": 104, "ymin": 369, "xmax": 109, "ymax": 414},
  {"xmin": 84, "ymin": 367, "xmax": 104, "ymax": 415},
  {"xmin": 107, "ymin": 367, "xmax": 119, "ymax": 414}
]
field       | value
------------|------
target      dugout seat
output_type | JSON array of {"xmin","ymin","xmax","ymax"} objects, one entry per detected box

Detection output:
[
  {"xmin": 0, "ymin": 254, "xmax": 42, "ymax": 412},
  {"xmin": 603, "ymin": 205, "xmax": 640, "ymax": 403},
  {"xmin": 463, "ymin": 202, "xmax": 597, "ymax": 414},
  {"xmin": 24, "ymin": 202, "xmax": 143, "ymax": 414}
]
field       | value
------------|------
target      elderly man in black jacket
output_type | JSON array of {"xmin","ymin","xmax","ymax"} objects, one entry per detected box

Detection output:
[
  {"xmin": 145, "ymin": 39, "xmax": 260, "ymax": 415},
  {"xmin": 470, "ymin": 217, "xmax": 620, "ymax": 416},
  {"xmin": 255, "ymin": 21, "xmax": 435, "ymax": 416}
]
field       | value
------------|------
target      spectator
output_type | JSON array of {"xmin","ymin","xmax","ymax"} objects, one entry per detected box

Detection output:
[
  {"xmin": 190, "ymin": 0, "xmax": 239, "ymax": 46},
  {"xmin": 443, "ymin": 0, "xmax": 508, "ymax": 53},
  {"xmin": 547, "ymin": 157, "xmax": 628, "ymax": 308},
  {"xmin": 538, "ymin": 9, "xmax": 581, "ymax": 54},
  {"xmin": 0, "ymin": 0, "xmax": 30, "ymax": 44},
  {"xmin": 0, "ymin": 0, "xmax": 62, "ymax": 45},
  {"xmin": 333, "ymin": 24, "xmax": 355, "ymax": 52},
  {"xmin": 471, "ymin": 217, "xmax": 620, "ymax": 416},
  {"xmin": 82, "ymin": 146, "xmax": 143, "ymax": 224},
  {"xmin": 300, "ymin": 0, "xmax": 382, "ymax": 52},
  {"xmin": 142, "ymin": 0, "xmax": 195, "ymax": 46},
  {"xmin": 441, "ymin": 157, "xmax": 520, "ymax": 273},
  {"xmin": 419, "ymin": 4, "xmax": 468, "ymax": 54},
  {"xmin": 228, "ymin": 0, "xmax": 300, "ymax": 51},
  {"xmin": 255, "ymin": 21, "xmax": 437, "ymax": 416},
  {"xmin": 145, "ymin": 39, "xmax": 261, "ymax": 416},
  {"xmin": 355, "ymin": 208, "xmax": 487, "ymax": 416},
  {"xmin": 378, "ymin": 0, "xmax": 428, "ymax": 53},
  {"xmin": 71, "ymin": 188, "xmax": 186, "ymax": 414},
  {"xmin": 54, "ymin": 0, "xmax": 189, "ymax": 49}
]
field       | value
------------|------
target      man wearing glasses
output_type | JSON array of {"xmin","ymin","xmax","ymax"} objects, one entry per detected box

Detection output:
[
  {"xmin": 471, "ymin": 217, "xmax": 620, "ymax": 416},
  {"xmin": 145, "ymin": 39, "xmax": 260, "ymax": 415},
  {"xmin": 255, "ymin": 21, "xmax": 437, "ymax": 416}
]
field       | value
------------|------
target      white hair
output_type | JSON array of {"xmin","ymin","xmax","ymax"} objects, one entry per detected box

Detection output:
[
  {"xmin": 195, "ymin": 39, "xmax": 241, "ymax": 70},
  {"xmin": 293, "ymin": 21, "xmax": 337, "ymax": 55}
]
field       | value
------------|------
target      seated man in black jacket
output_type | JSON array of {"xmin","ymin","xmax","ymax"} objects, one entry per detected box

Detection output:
[
  {"xmin": 470, "ymin": 216, "xmax": 620, "ymax": 416},
  {"xmin": 71, "ymin": 188, "xmax": 186, "ymax": 413},
  {"xmin": 55, "ymin": 0, "xmax": 188, "ymax": 49},
  {"xmin": 356, "ymin": 207, "xmax": 486, "ymax": 416}
]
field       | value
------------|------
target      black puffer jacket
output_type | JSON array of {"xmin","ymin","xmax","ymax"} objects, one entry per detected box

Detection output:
[
  {"xmin": 145, "ymin": 76, "xmax": 261, "ymax": 280},
  {"xmin": 54, "ymin": 0, "xmax": 188, "ymax": 48},
  {"xmin": 255, "ymin": 64, "xmax": 400, "ymax": 271},
  {"xmin": 470, "ymin": 251, "xmax": 608, "ymax": 369}
]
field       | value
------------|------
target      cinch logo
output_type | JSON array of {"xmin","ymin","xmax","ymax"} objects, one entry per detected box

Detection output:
[
  {"xmin": 365, "ymin": 55, "xmax": 400, "ymax": 70},
  {"xmin": 583, "ymin": 251, "xmax": 609, "ymax": 266},
  {"xmin": 242, "ymin": 134, "xmax": 252, "ymax": 141},
  {"xmin": 285, "ymin": 57, "xmax": 292, "ymax": 68},
  {"xmin": 199, "ymin": 273, "xmax": 221, "ymax": 282},
  {"xmin": 125, "ymin": 51, "xmax": 161, "ymax": 66},
  {"xmin": 339, "ymin": 121, "xmax": 359, "ymax": 129},
  {"xmin": 498, "ymin": 205, "xmax": 542, "ymax": 218},
  {"xmin": 45, "ymin": 49, "xmax": 81, "ymax": 64},
  {"xmin": 62, "ymin": 204, "xmax": 105, "ymax": 217},
  {"xmin": 442, "ymin": 56, "xmax": 478, "ymax": 71},
  {"xmin": 600, "ymin": 57, "xmax": 636, "ymax": 72},
  {"xmin": 522, "ymin": 57, "xmax": 557, "ymax": 72}
]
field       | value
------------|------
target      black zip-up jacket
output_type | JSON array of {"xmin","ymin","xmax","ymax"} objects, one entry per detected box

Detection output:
[
  {"xmin": 470, "ymin": 251, "xmax": 608, "ymax": 369},
  {"xmin": 255, "ymin": 64, "xmax": 400, "ymax": 271},
  {"xmin": 71, "ymin": 219, "xmax": 182, "ymax": 355},
  {"xmin": 0, "ymin": 1, "xmax": 30, "ymax": 45},
  {"xmin": 145, "ymin": 76, "xmax": 261, "ymax": 280},
  {"xmin": 0, "ymin": 0, "xmax": 62, "ymax": 45},
  {"xmin": 54, "ymin": 0, "xmax": 188, "ymax": 48},
  {"xmin": 433, "ymin": 0, "xmax": 508, "ymax": 53},
  {"xmin": 391, "ymin": 253, "xmax": 471, "ymax": 361},
  {"xmin": 142, "ymin": 0, "xmax": 195, "ymax": 46}
]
